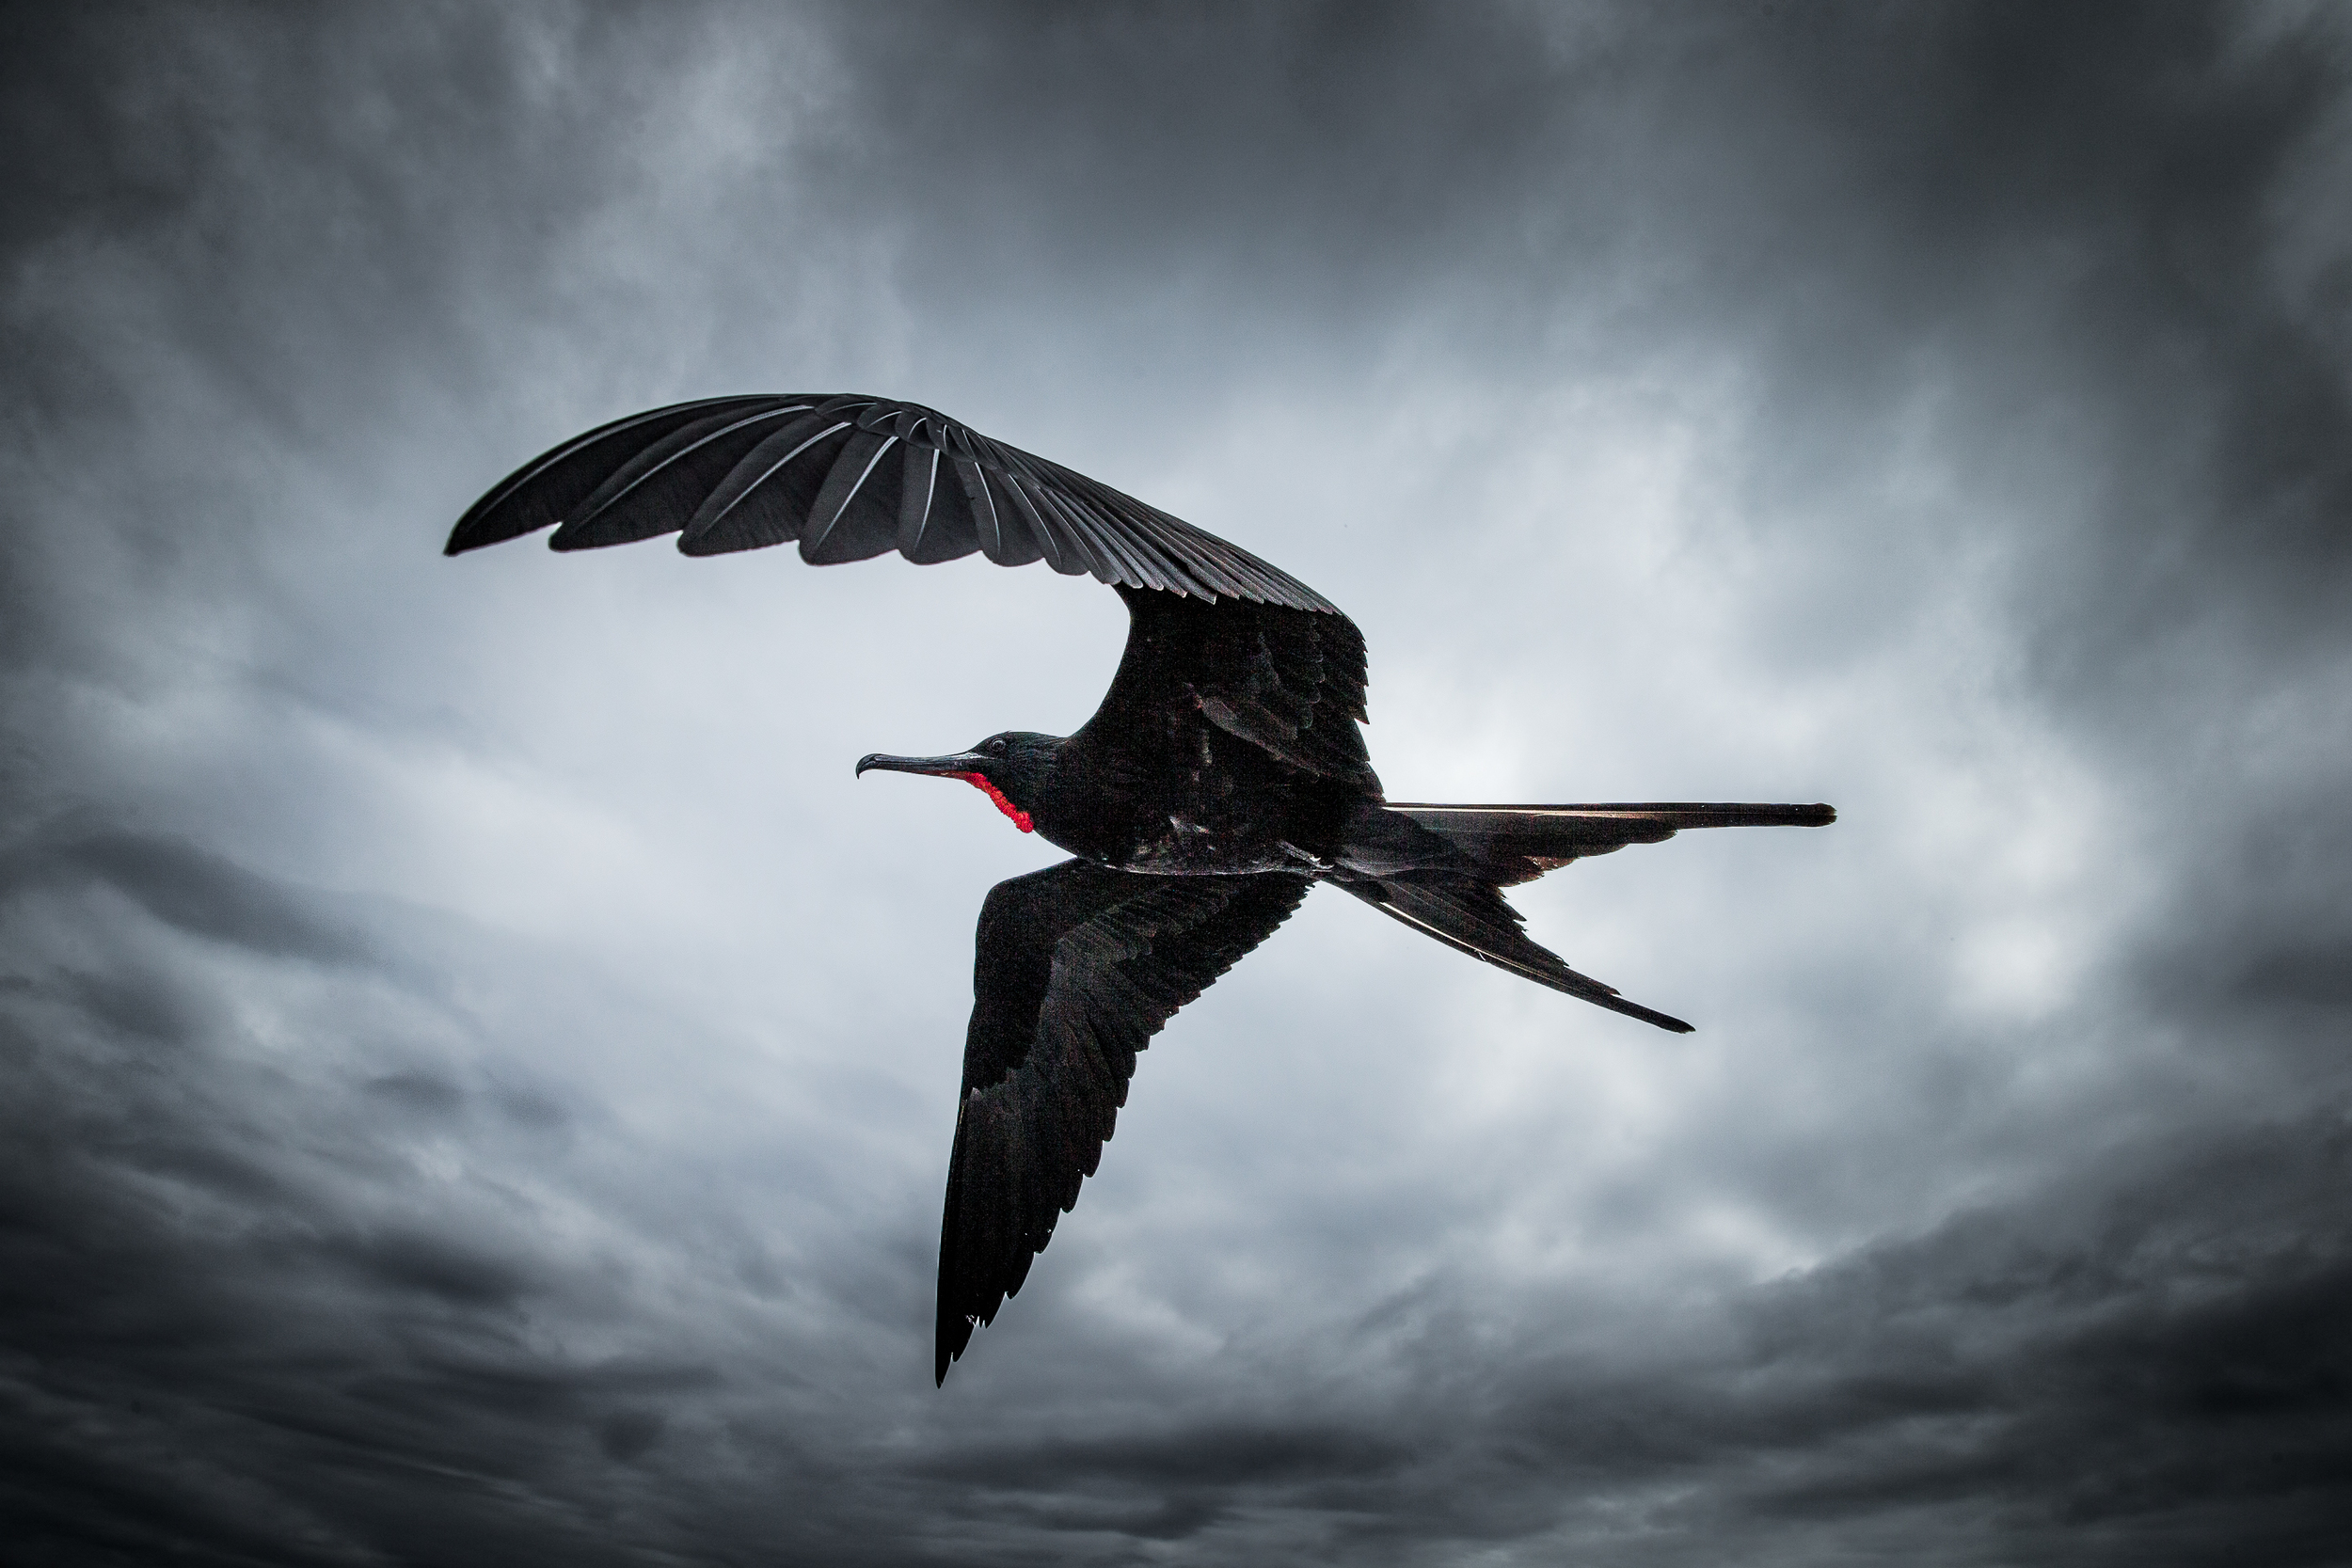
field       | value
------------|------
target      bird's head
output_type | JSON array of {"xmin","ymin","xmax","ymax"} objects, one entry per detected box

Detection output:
[{"xmin": 855, "ymin": 732, "xmax": 1063, "ymax": 833}]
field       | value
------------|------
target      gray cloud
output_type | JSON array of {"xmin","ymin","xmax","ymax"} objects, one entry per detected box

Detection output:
[{"xmin": 5, "ymin": 1, "xmax": 2350, "ymax": 1562}]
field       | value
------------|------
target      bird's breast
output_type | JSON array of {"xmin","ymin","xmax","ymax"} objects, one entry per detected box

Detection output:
[
  {"xmin": 1036, "ymin": 721, "xmax": 1353, "ymax": 873},
  {"xmin": 1113, "ymin": 813, "xmax": 1302, "ymax": 875}
]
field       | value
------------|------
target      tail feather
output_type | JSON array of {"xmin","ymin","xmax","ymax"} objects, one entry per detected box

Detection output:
[
  {"xmin": 1338, "ymin": 872, "xmax": 1693, "ymax": 1033},
  {"xmin": 1334, "ymin": 800, "xmax": 1836, "ymax": 1029},
  {"xmin": 1385, "ymin": 800, "xmax": 1835, "ymax": 884}
]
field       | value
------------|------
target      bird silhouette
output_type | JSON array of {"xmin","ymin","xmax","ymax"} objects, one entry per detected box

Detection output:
[{"xmin": 446, "ymin": 392, "xmax": 1834, "ymax": 1383}]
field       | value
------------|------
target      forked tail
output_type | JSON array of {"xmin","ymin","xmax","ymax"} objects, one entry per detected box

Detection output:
[
  {"xmin": 1384, "ymin": 800, "xmax": 1836, "ymax": 885},
  {"xmin": 1334, "ymin": 800, "xmax": 1836, "ymax": 1032},
  {"xmin": 1334, "ymin": 872, "xmax": 1696, "ymax": 1030}
]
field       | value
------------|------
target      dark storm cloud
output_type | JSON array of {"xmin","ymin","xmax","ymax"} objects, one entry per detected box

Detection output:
[
  {"xmin": 1492, "ymin": 1117, "xmax": 2352, "ymax": 1563},
  {"xmin": 6, "ymin": 2, "xmax": 2352, "ymax": 1564},
  {"xmin": 0, "ymin": 830, "xmax": 760, "ymax": 1567},
  {"xmin": 0, "ymin": 825, "xmax": 372, "ymax": 965},
  {"xmin": 1688, "ymin": 1, "xmax": 2352, "ymax": 677},
  {"xmin": 2, "ymin": 4, "xmax": 674, "ymax": 681}
]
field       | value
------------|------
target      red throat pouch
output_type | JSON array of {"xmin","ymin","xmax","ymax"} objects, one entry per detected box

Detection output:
[{"xmin": 953, "ymin": 772, "xmax": 1034, "ymax": 833}]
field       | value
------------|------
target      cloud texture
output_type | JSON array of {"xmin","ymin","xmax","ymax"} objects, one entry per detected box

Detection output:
[{"xmin": 4, "ymin": 3, "xmax": 2349, "ymax": 1561}]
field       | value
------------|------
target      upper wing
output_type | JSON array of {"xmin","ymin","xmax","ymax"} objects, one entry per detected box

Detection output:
[
  {"xmin": 444, "ymin": 393, "xmax": 1336, "ymax": 612},
  {"xmin": 937, "ymin": 859, "xmax": 1310, "ymax": 1384},
  {"xmin": 1077, "ymin": 584, "xmax": 1380, "ymax": 791}
]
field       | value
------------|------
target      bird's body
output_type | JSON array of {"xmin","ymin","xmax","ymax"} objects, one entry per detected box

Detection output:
[
  {"xmin": 929, "ymin": 588, "xmax": 1375, "ymax": 878},
  {"xmin": 448, "ymin": 392, "xmax": 1834, "ymax": 1383}
]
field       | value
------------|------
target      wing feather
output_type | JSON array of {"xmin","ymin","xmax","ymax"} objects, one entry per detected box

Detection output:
[
  {"xmin": 678, "ymin": 410, "xmax": 844, "ymax": 546},
  {"xmin": 802, "ymin": 429, "xmax": 903, "ymax": 564},
  {"xmin": 448, "ymin": 393, "xmax": 1338, "ymax": 612},
  {"xmin": 1080, "ymin": 586, "xmax": 1380, "ymax": 790},
  {"xmin": 906, "ymin": 458, "xmax": 980, "ymax": 563},
  {"xmin": 895, "ymin": 442, "xmax": 948, "ymax": 560},
  {"xmin": 445, "ymin": 396, "xmax": 773, "ymax": 555},
  {"xmin": 1028, "ymin": 487, "xmax": 1111, "ymax": 580},
  {"xmin": 971, "ymin": 465, "xmax": 1045, "ymax": 566},
  {"xmin": 1053, "ymin": 491, "xmax": 1160, "ymax": 592},
  {"xmin": 550, "ymin": 403, "xmax": 812, "ymax": 550},
  {"xmin": 1003, "ymin": 476, "xmax": 1077, "ymax": 574},
  {"xmin": 937, "ymin": 861, "xmax": 1309, "ymax": 1383},
  {"xmin": 681, "ymin": 416, "xmax": 857, "ymax": 557}
]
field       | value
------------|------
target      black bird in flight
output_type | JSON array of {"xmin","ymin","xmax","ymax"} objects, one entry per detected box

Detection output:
[{"xmin": 447, "ymin": 392, "xmax": 1834, "ymax": 1384}]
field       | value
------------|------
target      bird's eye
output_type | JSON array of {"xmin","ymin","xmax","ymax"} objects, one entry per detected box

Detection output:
[{"xmin": 986, "ymin": 738, "xmax": 1009, "ymax": 756}]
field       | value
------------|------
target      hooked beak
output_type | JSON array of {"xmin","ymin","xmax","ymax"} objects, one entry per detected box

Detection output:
[
  {"xmin": 855, "ymin": 751, "xmax": 985, "ymax": 779},
  {"xmin": 859, "ymin": 749, "xmax": 1037, "ymax": 834}
]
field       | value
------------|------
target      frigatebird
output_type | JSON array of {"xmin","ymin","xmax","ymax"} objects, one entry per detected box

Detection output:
[{"xmin": 446, "ymin": 392, "xmax": 1834, "ymax": 1383}]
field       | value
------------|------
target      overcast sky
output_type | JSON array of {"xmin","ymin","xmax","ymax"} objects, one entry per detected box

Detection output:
[{"xmin": 5, "ymin": 3, "xmax": 2350, "ymax": 1563}]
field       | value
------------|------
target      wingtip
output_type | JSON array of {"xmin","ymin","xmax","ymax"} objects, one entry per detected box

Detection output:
[
  {"xmin": 445, "ymin": 510, "xmax": 543, "ymax": 557},
  {"xmin": 1609, "ymin": 995, "xmax": 1695, "ymax": 1033},
  {"xmin": 935, "ymin": 1307, "xmax": 971, "ymax": 1386}
]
